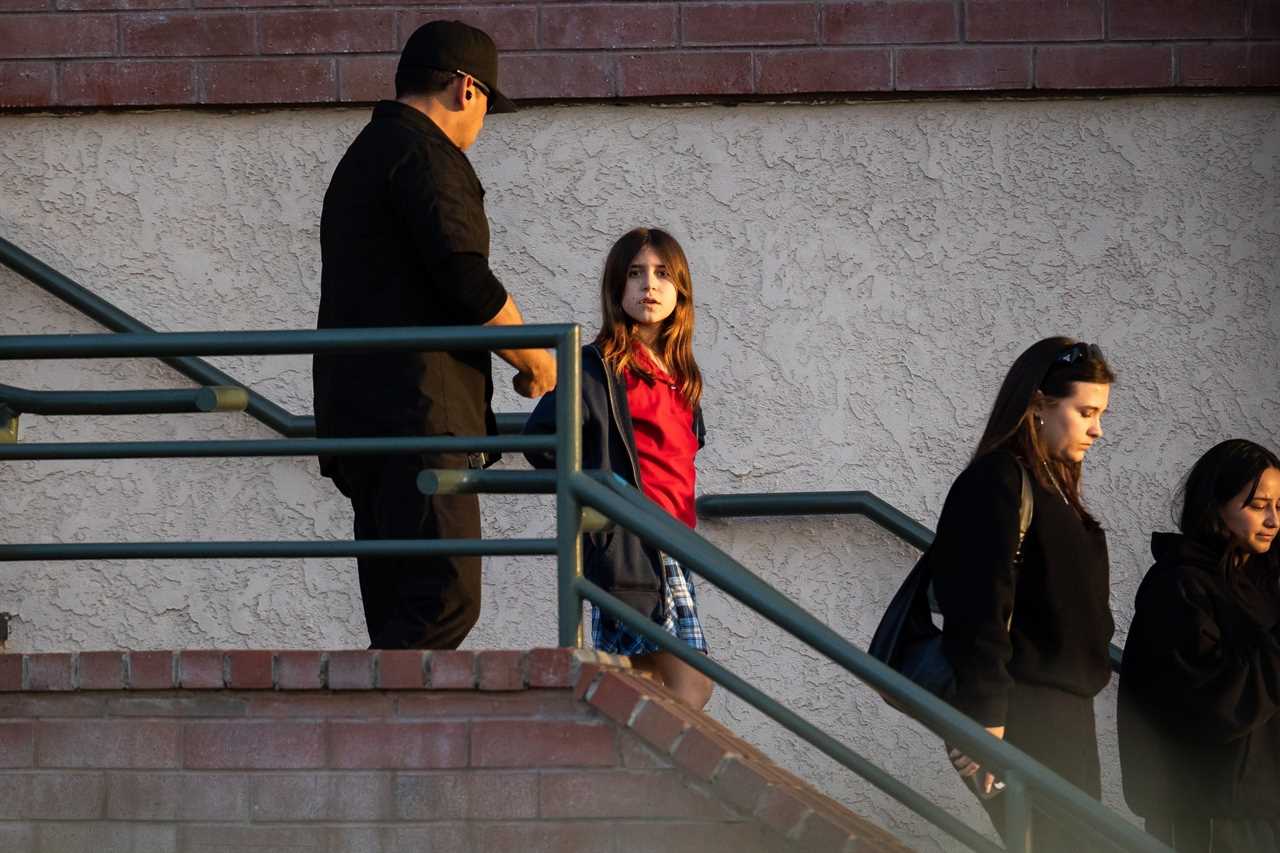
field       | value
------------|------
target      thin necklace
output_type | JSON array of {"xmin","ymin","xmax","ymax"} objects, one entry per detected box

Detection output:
[{"xmin": 1042, "ymin": 460, "xmax": 1070, "ymax": 506}]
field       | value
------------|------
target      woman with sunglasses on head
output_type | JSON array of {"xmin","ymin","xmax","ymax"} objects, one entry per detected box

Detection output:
[
  {"xmin": 1119, "ymin": 439, "xmax": 1280, "ymax": 853},
  {"xmin": 931, "ymin": 337, "xmax": 1116, "ymax": 851}
]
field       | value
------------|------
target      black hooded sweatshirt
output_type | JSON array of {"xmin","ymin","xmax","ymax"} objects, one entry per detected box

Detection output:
[{"xmin": 1119, "ymin": 532, "xmax": 1280, "ymax": 819}]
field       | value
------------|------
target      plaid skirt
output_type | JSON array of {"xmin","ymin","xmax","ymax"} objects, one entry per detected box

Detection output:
[{"xmin": 592, "ymin": 553, "xmax": 708, "ymax": 656}]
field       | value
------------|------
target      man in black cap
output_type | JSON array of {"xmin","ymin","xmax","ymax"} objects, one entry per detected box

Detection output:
[{"xmin": 314, "ymin": 20, "xmax": 555, "ymax": 650}]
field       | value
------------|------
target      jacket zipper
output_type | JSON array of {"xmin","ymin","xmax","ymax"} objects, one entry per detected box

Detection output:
[{"xmin": 589, "ymin": 345, "xmax": 643, "ymax": 488}]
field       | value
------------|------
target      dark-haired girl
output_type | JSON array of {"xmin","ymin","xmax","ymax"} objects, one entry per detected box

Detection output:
[
  {"xmin": 1119, "ymin": 439, "xmax": 1280, "ymax": 852},
  {"xmin": 524, "ymin": 227, "xmax": 713, "ymax": 710},
  {"xmin": 932, "ymin": 337, "xmax": 1117, "ymax": 849}
]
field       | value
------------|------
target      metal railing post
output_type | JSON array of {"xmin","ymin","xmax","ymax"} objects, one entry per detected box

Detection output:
[
  {"xmin": 1003, "ymin": 772, "xmax": 1032, "ymax": 853},
  {"xmin": 554, "ymin": 326, "xmax": 583, "ymax": 647}
]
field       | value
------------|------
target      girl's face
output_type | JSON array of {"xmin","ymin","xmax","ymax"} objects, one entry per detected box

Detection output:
[
  {"xmin": 620, "ymin": 245, "xmax": 678, "ymax": 330},
  {"xmin": 1221, "ymin": 467, "xmax": 1280, "ymax": 554},
  {"xmin": 1036, "ymin": 381, "xmax": 1110, "ymax": 464}
]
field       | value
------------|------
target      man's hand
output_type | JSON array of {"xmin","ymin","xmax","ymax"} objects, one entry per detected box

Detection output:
[
  {"xmin": 485, "ymin": 293, "xmax": 558, "ymax": 398},
  {"xmin": 513, "ymin": 358, "xmax": 556, "ymax": 398}
]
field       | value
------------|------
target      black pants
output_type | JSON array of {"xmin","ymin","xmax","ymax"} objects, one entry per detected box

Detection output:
[
  {"xmin": 1147, "ymin": 817, "xmax": 1280, "ymax": 853},
  {"xmin": 981, "ymin": 682, "xmax": 1102, "ymax": 853},
  {"xmin": 338, "ymin": 453, "xmax": 482, "ymax": 650}
]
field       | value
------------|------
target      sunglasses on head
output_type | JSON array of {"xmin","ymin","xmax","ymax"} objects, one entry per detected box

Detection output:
[{"xmin": 1053, "ymin": 342, "xmax": 1104, "ymax": 367}]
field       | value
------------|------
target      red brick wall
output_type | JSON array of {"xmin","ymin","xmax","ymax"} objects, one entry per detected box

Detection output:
[
  {"xmin": 1, "ymin": 1, "xmax": 1276, "ymax": 109},
  {"xmin": 0, "ymin": 648, "xmax": 909, "ymax": 852}
]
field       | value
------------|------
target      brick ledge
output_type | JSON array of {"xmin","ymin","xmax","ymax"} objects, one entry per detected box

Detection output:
[
  {"xmin": 0, "ymin": 648, "xmax": 600, "ymax": 693},
  {"xmin": 0, "ymin": 648, "xmax": 912, "ymax": 852}
]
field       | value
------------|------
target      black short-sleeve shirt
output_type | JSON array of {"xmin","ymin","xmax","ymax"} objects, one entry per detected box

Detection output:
[{"xmin": 313, "ymin": 101, "xmax": 508, "ymax": 469}]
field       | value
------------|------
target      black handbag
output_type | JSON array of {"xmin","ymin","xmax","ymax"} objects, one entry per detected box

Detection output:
[{"xmin": 868, "ymin": 464, "xmax": 1034, "ymax": 707}]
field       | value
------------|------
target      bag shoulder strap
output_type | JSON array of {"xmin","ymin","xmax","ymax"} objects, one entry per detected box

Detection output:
[
  {"xmin": 927, "ymin": 461, "xmax": 1036, "ymax": 619},
  {"xmin": 1004, "ymin": 464, "xmax": 1035, "ymax": 630},
  {"xmin": 1016, "ymin": 463, "xmax": 1034, "ymax": 549}
]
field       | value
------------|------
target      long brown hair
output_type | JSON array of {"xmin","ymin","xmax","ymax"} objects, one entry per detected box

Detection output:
[
  {"xmin": 974, "ymin": 336, "xmax": 1116, "ymax": 527},
  {"xmin": 594, "ymin": 228, "xmax": 702, "ymax": 409}
]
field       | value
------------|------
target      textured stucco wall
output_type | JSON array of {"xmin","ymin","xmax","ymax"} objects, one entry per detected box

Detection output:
[{"xmin": 1, "ymin": 96, "xmax": 1277, "ymax": 851}]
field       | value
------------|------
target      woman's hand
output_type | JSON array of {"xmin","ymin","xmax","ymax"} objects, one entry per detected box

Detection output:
[{"xmin": 947, "ymin": 725, "xmax": 1005, "ymax": 797}]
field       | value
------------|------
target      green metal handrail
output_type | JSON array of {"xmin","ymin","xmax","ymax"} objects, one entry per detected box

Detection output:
[
  {"xmin": 0, "ymin": 326, "xmax": 584, "ymax": 596},
  {"xmin": 699, "ymin": 490, "xmax": 935, "ymax": 549},
  {"xmin": 0, "ymin": 326, "xmax": 1167, "ymax": 853},
  {"xmin": 580, "ymin": 573, "xmax": 1003, "ymax": 853},
  {"xmin": 0, "ymin": 381, "xmax": 248, "ymax": 416},
  {"xmin": 0, "ymin": 436, "xmax": 551, "ymax": 461},
  {"xmin": 698, "ymin": 490, "xmax": 1126, "ymax": 673},
  {"xmin": 0, "ymin": 235, "xmax": 314, "ymax": 437},
  {"xmin": 0, "ymin": 539, "xmax": 558, "ymax": 561},
  {"xmin": 0, "ymin": 235, "xmax": 530, "ymax": 439},
  {"xmin": 0, "ymin": 327, "xmax": 562, "ymax": 359}
]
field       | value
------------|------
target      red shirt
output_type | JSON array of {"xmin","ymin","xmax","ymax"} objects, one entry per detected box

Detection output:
[{"xmin": 624, "ymin": 344, "xmax": 699, "ymax": 529}]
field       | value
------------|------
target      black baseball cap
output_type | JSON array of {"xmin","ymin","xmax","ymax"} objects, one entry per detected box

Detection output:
[{"xmin": 397, "ymin": 20, "xmax": 518, "ymax": 114}]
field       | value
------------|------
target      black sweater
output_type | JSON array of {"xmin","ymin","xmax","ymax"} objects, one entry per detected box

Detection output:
[
  {"xmin": 932, "ymin": 450, "xmax": 1115, "ymax": 727},
  {"xmin": 1118, "ymin": 533, "xmax": 1280, "ymax": 818}
]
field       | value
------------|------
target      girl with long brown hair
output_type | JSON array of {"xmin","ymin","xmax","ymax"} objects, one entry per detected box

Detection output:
[
  {"xmin": 931, "ymin": 337, "xmax": 1117, "ymax": 851},
  {"xmin": 524, "ymin": 228, "xmax": 712, "ymax": 709}
]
